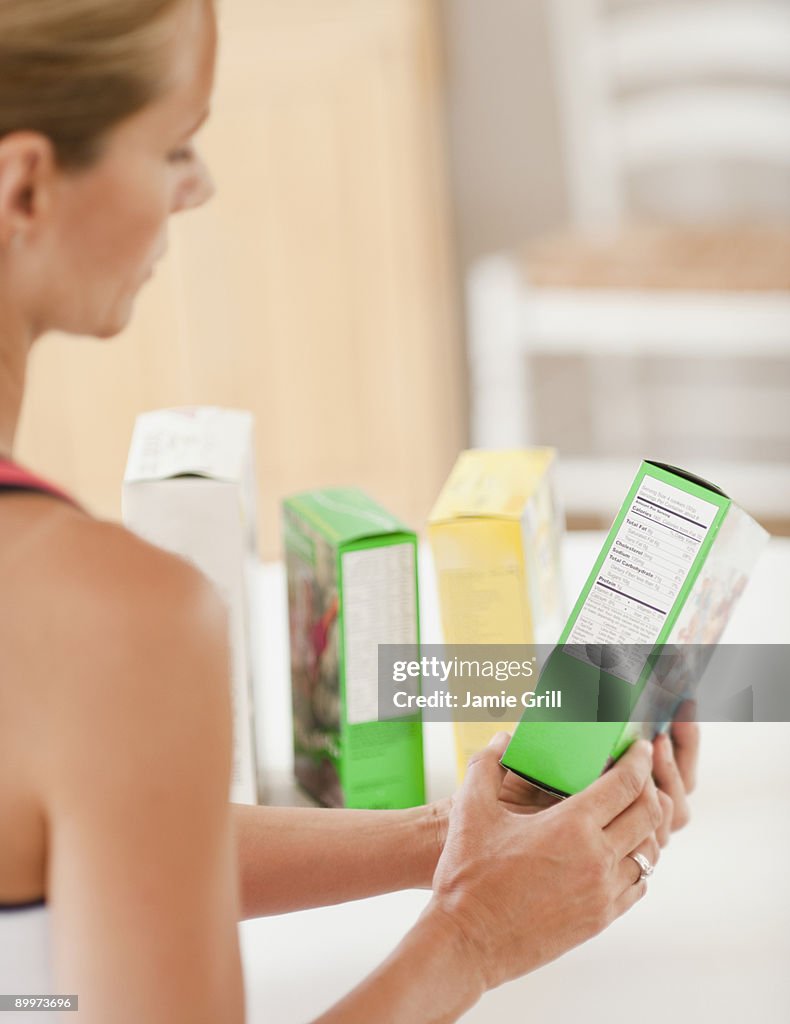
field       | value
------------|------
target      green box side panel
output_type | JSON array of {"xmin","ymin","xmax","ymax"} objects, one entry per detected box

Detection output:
[
  {"xmin": 501, "ymin": 649, "xmax": 633, "ymax": 794},
  {"xmin": 341, "ymin": 720, "xmax": 426, "ymax": 809},
  {"xmin": 501, "ymin": 721, "xmax": 624, "ymax": 797},
  {"xmin": 559, "ymin": 461, "xmax": 731, "ymax": 646},
  {"xmin": 336, "ymin": 532, "xmax": 425, "ymax": 808}
]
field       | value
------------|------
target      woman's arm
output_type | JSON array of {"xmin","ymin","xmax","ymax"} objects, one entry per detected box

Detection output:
[
  {"xmin": 314, "ymin": 905, "xmax": 484, "ymax": 1024},
  {"xmin": 231, "ymin": 800, "xmax": 448, "ymax": 919},
  {"xmin": 231, "ymin": 713, "xmax": 699, "ymax": 920}
]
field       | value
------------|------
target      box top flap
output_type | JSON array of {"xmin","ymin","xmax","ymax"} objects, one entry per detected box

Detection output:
[
  {"xmin": 429, "ymin": 449, "xmax": 556, "ymax": 523},
  {"xmin": 645, "ymin": 460, "xmax": 729, "ymax": 499},
  {"xmin": 124, "ymin": 407, "xmax": 254, "ymax": 484},
  {"xmin": 284, "ymin": 488, "xmax": 411, "ymax": 544}
]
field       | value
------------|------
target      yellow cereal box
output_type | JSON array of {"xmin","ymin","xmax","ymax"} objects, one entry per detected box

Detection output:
[{"xmin": 428, "ymin": 450, "xmax": 566, "ymax": 778}]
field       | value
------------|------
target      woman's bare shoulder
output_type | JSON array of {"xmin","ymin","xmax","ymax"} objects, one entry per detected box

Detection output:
[
  {"xmin": 14, "ymin": 505, "xmax": 233, "ymax": 806},
  {"xmin": 23, "ymin": 506, "xmax": 224, "ymax": 644},
  {"xmin": 29, "ymin": 506, "xmax": 209, "ymax": 602}
]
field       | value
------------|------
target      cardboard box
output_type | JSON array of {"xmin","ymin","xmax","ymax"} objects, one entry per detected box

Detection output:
[
  {"xmin": 428, "ymin": 449, "xmax": 566, "ymax": 777},
  {"xmin": 284, "ymin": 487, "xmax": 425, "ymax": 808},
  {"xmin": 502, "ymin": 460, "xmax": 770, "ymax": 796},
  {"xmin": 123, "ymin": 407, "xmax": 261, "ymax": 805}
]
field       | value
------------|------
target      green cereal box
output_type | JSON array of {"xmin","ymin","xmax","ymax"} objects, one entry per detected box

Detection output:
[
  {"xmin": 283, "ymin": 488, "xmax": 425, "ymax": 808},
  {"xmin": 502, "ymin": 461, "xmax": 769, "ymax": 796}
]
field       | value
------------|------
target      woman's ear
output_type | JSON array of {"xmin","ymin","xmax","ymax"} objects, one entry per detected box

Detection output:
[{"xmin": 0, "ymin": 132, "xmax": 55, "ymax": 247}]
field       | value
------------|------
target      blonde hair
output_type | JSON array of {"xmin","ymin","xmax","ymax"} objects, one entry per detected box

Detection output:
[{"xmin": 0, "ymin": 0, "xmax": 203, "ymax": 169}]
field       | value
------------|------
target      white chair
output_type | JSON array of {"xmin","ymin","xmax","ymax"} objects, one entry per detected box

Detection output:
[{"xmin": 468, "ymin": 0, "xmax": 790, "ymax": 525}]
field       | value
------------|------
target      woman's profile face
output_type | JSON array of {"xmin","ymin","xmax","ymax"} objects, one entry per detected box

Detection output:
[{"xmin": 17, "ymin": 0, "xmax": 217, "ymax": 340}]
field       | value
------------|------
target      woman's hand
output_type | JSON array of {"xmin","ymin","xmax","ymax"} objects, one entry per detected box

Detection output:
[
  {"xmin": 427, "ymin": 734, "xmax": 662, "ymax": 993},
  {"xmin": 429, "ymin": 703, "xmax": 697, "ymax": 874},
  {"xmin": 492, "ymin": 704, "xmax": 700, "ymax": 846},
  {"xmin": 427, "ymin": 747, "xmax": 560, "ymax": 880}
]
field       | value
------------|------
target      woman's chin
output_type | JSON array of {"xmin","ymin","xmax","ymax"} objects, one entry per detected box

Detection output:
[
  {"xmin": 94, "ymin": 319, "xmax": 129, "ymax": 340},
  {"xmin": 93, "ymin": 297, "xmax": 137, "ymax": 339}
]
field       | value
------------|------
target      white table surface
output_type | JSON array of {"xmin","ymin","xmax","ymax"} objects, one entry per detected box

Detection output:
[{"xmin": 241, "ymin": 532, "xmax": 790, "ymax": 1023}]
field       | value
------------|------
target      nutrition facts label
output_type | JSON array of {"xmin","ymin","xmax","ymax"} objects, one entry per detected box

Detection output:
[
  {"xmin": 566, "ymin": 474, "xmax": 720, "ymax": 682},
  {"xmin": 342, "ymin": 544, "xmax": 418, "ymax": 724}
]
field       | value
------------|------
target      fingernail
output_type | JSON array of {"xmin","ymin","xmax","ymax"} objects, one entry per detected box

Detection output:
[{"xmin": 490, "ymin": 731, "xmax": 511, "ymax": 746}]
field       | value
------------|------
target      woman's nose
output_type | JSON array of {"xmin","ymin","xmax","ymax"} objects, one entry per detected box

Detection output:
[{"xmin": 173, "ymin": 151, "xmax": 215, "ymax": 213}]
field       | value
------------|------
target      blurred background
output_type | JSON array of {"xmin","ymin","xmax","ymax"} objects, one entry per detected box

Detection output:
[{"xmin": 15, "ymin": 0, "xmax": 790, "ymax": 555}]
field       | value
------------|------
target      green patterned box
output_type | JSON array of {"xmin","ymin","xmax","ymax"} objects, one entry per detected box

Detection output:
[
  {"xmin": 283, "ymin": 488, "xmax": 425, "ymax": 808},
  {"xmin": 502, "ymin": 461, "xmax": 769, "ymax": 796}
]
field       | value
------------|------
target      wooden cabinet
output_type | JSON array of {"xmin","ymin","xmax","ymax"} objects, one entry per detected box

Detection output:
[{"xmin": 17, "ymin": 0, "xmax": 463, "ymax": 556}]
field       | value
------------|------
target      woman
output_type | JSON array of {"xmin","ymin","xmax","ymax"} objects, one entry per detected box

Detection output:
[{"xmin": 0, "ymin": 2, "xmax": 697, "ymax": 1021}]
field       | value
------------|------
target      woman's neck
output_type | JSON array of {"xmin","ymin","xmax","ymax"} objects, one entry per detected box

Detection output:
[{"xmin": 0, "ymin": 318, "xmax": 32, "ymax": 462}]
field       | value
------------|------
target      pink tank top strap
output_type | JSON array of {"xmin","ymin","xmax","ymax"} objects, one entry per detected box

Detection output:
[{"xmin": 0, "ymin": 457, "xmax": 80, "ymax": 509}]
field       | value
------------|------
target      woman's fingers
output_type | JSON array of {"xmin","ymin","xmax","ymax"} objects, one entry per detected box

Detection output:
[
  {"xmin": 670, "ymin": 710, "xmax": 700, "ymax": 794},
  {"xmin": 459, "ymin": 732, "xmax": 510, "ymax": 812},
  {"xmin": 602, "ymin": 777, "xmax": 663, "ymax": 857},
  {"xmin": 656, "ymin": 789, "xmax": 673, "ymax": 847},
  {"xmin": 652, "ymin": 732, "xmax": 691, "ymax": 831},
  {"xmin": 616, "ymin": 835, "xmax": 660, "ymax": 896},
  {"xmin": 612, "ymin": 832, "xmax": 661, "ymax": 918},
  {"xmin": 612, "ymin": 877, "xmax": 649, "ymax": 919},
  {"xmin": 571, "ymin": 740, "xmax": 654, "ymax": 827}
]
